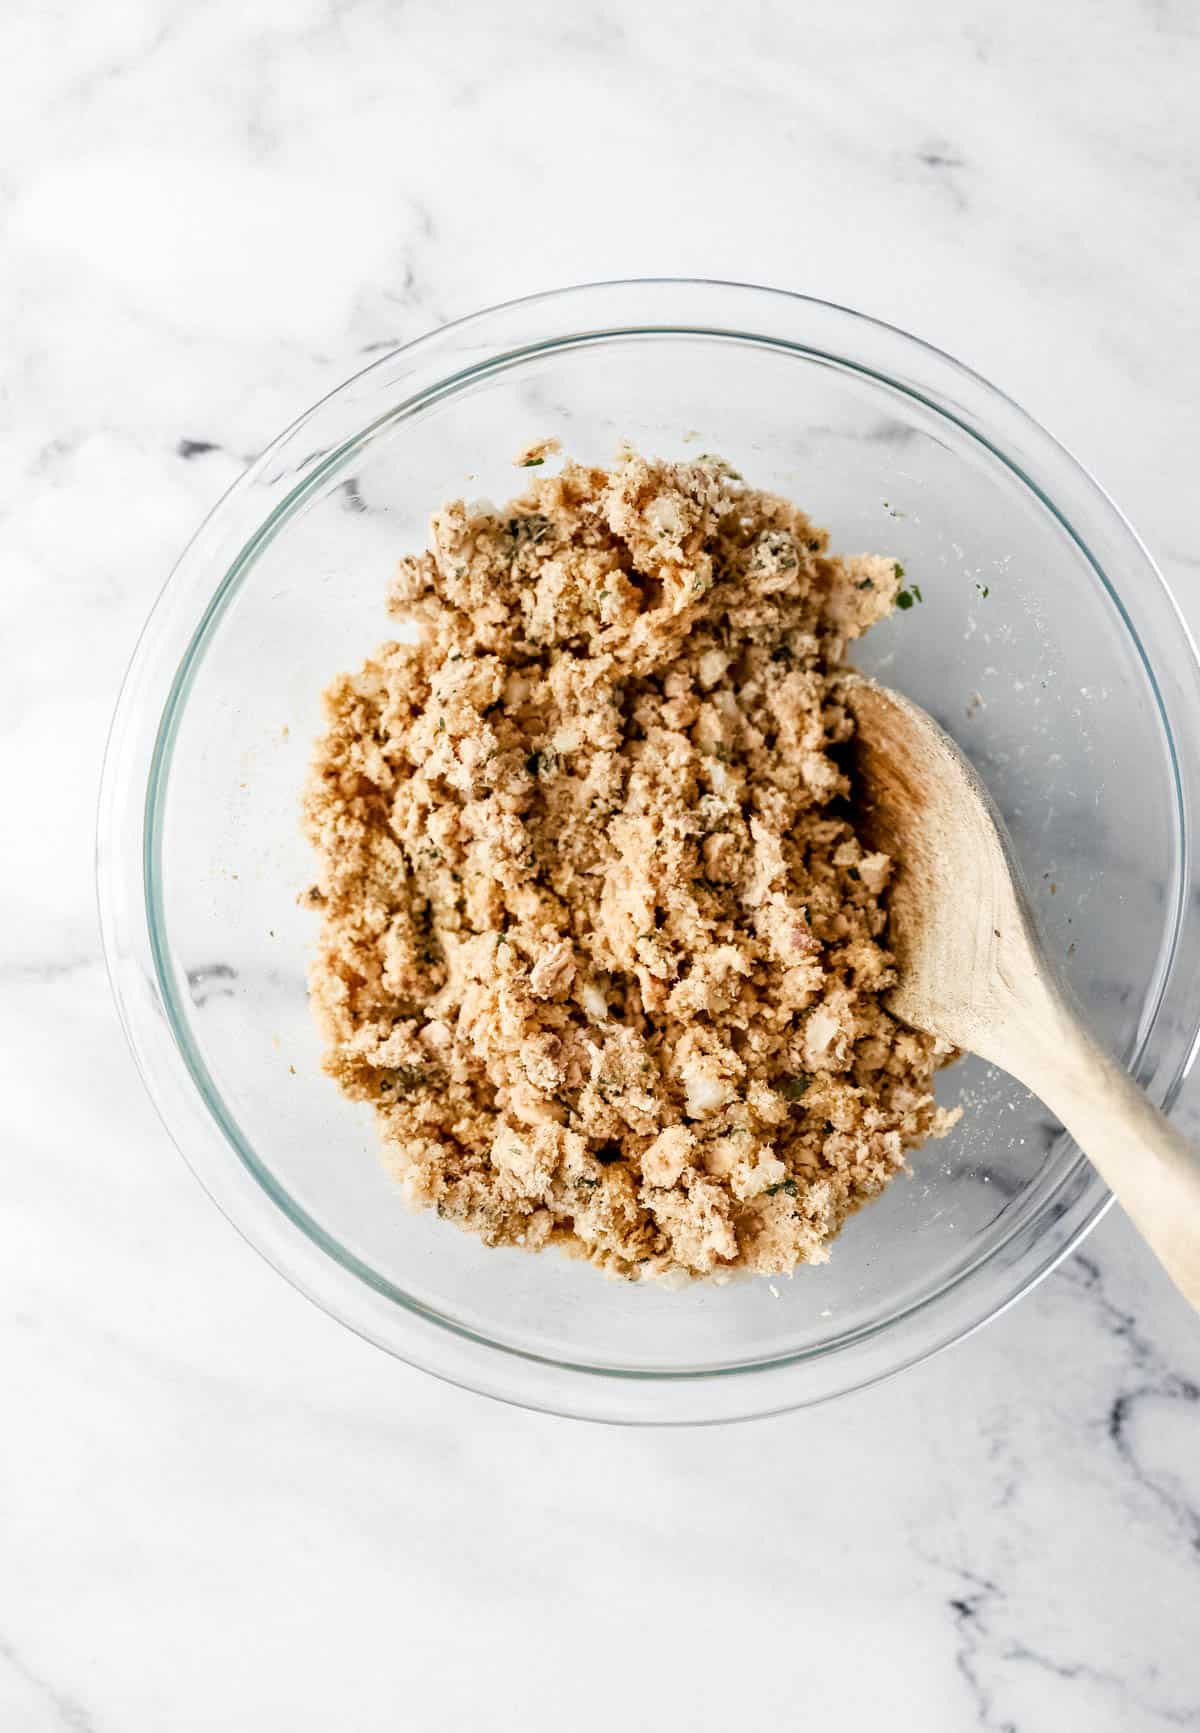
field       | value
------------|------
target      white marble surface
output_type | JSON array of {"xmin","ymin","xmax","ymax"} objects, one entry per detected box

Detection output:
[{"xmin": 3, "ymin": 1, "xmax": 1200, "ymax": 1727}]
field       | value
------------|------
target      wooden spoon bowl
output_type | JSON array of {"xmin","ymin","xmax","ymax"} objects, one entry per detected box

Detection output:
[{"xmin": 841, "ymin": 674, "xmax": 1200, "ymax": 1312}]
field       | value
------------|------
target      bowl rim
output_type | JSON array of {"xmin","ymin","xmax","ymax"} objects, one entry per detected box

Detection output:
[{"xmin": 97, "ymin": 277, "xmax": 1200, "ymax": 1423}]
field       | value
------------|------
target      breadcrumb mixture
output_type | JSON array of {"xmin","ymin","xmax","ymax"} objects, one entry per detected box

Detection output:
[{"xmin": 304, "ymin": 450, "xmax": 959, "ymax": 1283}]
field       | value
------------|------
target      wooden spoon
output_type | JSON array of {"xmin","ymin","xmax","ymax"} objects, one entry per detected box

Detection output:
[{"xmin": 841, "ymin": 673, "xmax": 1200, "ymax": 1311}]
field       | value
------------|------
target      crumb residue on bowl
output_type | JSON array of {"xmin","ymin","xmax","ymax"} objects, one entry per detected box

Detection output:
[{"xmin": 303, "ymin": 450, "xmax": 959, "ymax": 1282}]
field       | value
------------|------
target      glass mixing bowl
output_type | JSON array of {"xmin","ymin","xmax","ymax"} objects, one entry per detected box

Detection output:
[{"xmin": 98, "ymin": 280, "xmax": 1200, "ymax": 1423}]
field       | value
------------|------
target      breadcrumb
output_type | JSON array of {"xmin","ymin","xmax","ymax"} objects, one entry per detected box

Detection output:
[{"xmin": 303, "ymin": 450, "xmax": 959, "ymax": 1283}]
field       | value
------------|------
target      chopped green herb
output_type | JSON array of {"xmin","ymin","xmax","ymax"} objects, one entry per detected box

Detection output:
[
  {"xmin": 766, "ymin": 1178, "xmax": 798, "ymax": 1197},
  {"xmin": 847, "ymin": 865, "xmax": 860, "ymax": 881},
  {"xmin": 911, "ymin": 583, "xmax": 923, "ymax": 602},
  {"xmin": 857, "ymin": 578, "xmax": 874, "ymax": 591},
  {"xmin": 894, "ymin": 561, "xmax": 906, "ymax": 579},
  {"xmin": 780, "ymin": 1075, "xmax": 812, "ymax": 1100},
  {"xmin": 437, "ymin": 717, "xmax": 446, "ymax": 731},
  {"xmin": 977, "ymin": 583, "xmax": 990, "ymax": 599},
  {"xmin": 521, "ymin": 456, "xmax": 545, "ymax": 467},
  {"xmin": 381, "ymin": 1064, "xmax": 426, "ymax": 1097},
  {"xmin": 896, "ymin": 589, "xmax": 917, "ymax": 610},
  {"xmin": 505, "ymin": 513, "xmax": 552, "ymax": 548}
]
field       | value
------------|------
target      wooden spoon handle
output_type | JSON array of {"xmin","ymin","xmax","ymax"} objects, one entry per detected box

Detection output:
[{"xmin": 995, "ymin": 998, "xmax": 1200, "ymax": 1311}]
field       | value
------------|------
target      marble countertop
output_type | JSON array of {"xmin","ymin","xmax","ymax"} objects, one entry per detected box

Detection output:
[{"xmin": 4, "ymin": 2, "xmax": 1199, "ymax": 1727}]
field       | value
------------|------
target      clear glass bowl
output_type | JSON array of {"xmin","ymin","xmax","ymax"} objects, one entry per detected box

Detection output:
[{"xmin": 98, "ymin": 280, "xmax": 1200, "ymax": 1423}]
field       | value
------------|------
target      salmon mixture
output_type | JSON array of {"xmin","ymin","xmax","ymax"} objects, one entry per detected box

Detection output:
[{"xmin": 303, "ymin": 447, "xmax": 959, "ymax": 1283}]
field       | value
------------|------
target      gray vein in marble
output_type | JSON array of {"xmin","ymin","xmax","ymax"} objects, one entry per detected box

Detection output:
[
  {"xmin": 1140, "ymin": 0, "xmax": 1200, "ymax": 38},
  {"xmin": 0, "ymin": 1632, "xmax": 97, "ymax": 1733},
  {"xmin": 913, "ymin": 139, "xmax": 971, "ymax": 211},
  {"xmin": 909, "ymin": 1236, "xmax": 1200, "ymax": 1730},
  {"xmin": 805, "ymin": 418, "xmax": 927, "ymax": 448},
  {"xmin": 370, "ymin": 204, "xmax": 448, "ymax": 332},
  {"xmin": 918, "ymin": 146, "xmax": 969, "ymax": 171},
  {"xmin": 52, "ymin": 7, "xmax": 182, "ymax": 119},
  {"xmin": 339, "ymin": 475, "xmax": 368, "ymax": 514},
  {"xmin": 1065, "ymin": 1251, "xmax": 1200, "ymax": 1560},
  {"xmin": 962, "ymin": 1160, "xmax": 1026, "ymax": 1202},
  {"xmin": 949, "ymin": 1584, "xmax": 1200, "ymax": 1733},
  {"xmin": 0, "ymin": 955, "xmax": 100, "ymax": 985},
  {"xmin": 185, "ymin": 962, "xmax": 238, "ymax": 1005}
]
